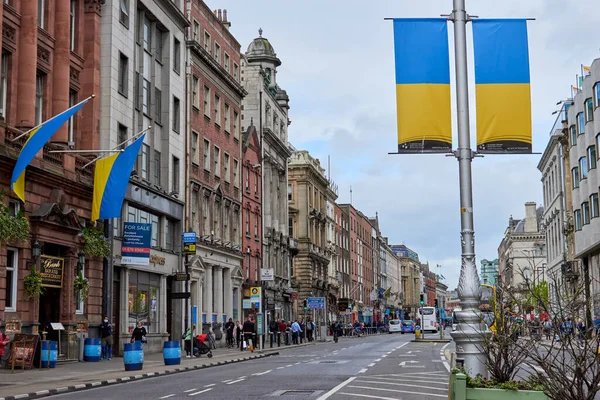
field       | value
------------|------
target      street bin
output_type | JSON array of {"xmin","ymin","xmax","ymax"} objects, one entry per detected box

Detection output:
[
  {"xmin": 76, "ymin": 332, "xmax": 88, "ymax": 362},
  {"xmin": 124, "ymin": 342, "xmax": 144, "ymax": 371}
]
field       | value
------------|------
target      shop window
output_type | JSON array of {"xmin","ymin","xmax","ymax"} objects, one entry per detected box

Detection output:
[{"xmin": 128, "ymin": 270, "xmax": 160, "ymax": 333}]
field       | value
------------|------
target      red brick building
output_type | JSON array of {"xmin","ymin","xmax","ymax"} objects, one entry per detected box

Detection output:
[
  {"xmin": 358, "ymin": 211, "xmax": 374, "ymax": 319},
  {"xmin": 186, "ymin": 4, "xmax": 246, "ymax": 327},
  {"xmin": 241, "ymin": 124, "xmax": 262, "ymax": 292},
  {"xmin": 0, "ymin": 0, "xmax": 103, "ymax": 339}
]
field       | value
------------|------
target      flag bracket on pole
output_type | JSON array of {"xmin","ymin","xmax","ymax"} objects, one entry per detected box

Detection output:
[{"xmin": 81, "ymin": 126, "xmax": 151, "ymax": 170}]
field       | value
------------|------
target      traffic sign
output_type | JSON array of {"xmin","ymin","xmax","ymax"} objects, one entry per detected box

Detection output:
[
  {"xmin": 182, "ymin": 232, "xmax": 197, "ymax": 255},
  {"xmin": 307, "ymin": 297, "xmax": 325, "ymax": 309}
]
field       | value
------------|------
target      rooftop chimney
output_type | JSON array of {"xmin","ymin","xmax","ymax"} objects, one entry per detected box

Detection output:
[
  {"xmin": 524, "ymin": 202, "xmax": 538, "ymax": 232},
  {"xmin": 222, "ymin": 9, "xmax": 231, "ymax": 29},
  {"xmin": 218, "ymin": 9, "xmax": 222, "ymax": 21}
]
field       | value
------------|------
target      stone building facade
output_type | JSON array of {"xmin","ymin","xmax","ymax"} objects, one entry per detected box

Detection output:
[
  {"xmin": 0, "ymin": 0, "xmax": 103, "ymax": 349},
  {"xmin": 391, "ymin": 244, "xmax": 421, "ymax": 319},
  {"xmin": 357, "ymin": 211, "xmax": 374, "ymax": 322},
  {"xmin": 497, "ymin": 202, "xmax": 547, "ymax": 293},
  {"xmin": 288, "ymin": 151, "xmax": 333, "ymax": 318},
  {"xmin": 325, "ymin": 179, "xmax": 339, "ymax": 321},
  {"xmin": 185, "ymin": 4, "xmax": 245, "ymax": 341},
  {"xmin": 240, "ymin": 30, "xmax": 294, "ymax": 320},
  {"xmin": 566, "ymin": 59, "xmax": 600, "ymax": 315},
  {"xmin": 480, "ymin": 259, "xmax": 499, "ymax": 286},
  {"xmin": 241, "ymin": 124, "xmax": 262, "ymax": 320}
]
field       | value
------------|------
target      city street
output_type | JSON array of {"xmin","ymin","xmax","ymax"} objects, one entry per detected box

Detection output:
[{"xmin": 43, "ymin": 333, "xmax": 452, "ymax": 400}]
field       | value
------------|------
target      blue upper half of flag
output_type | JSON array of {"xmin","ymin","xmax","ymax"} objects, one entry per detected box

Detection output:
[
  {"xmin": 393, "ymin": 18, "xmax": 450, "ymax": 85},
  {"xmin": 472, "ymin": 19, "xmax": 531, "ymax": 84}
]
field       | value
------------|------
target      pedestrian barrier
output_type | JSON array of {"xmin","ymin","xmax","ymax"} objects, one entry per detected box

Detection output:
[
  {"xmin": 123, "ymin": 342, "xmax": 144, "ymax": 371},
  {"xmin": 162, "ymin": 340, "xmax": 181, "ymax": 366},
  {"xmin": 40, "ymin": 340, "xmax": 57, "ymax": 368},
  {"xmin": 83, "ymin": 338, "xmax": 101, "ymax": 362}
]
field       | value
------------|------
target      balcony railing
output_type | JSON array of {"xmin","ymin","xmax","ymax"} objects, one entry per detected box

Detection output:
[{"xmin": 43, "ymin": 144, "xmax": 64, "ymax": 167}]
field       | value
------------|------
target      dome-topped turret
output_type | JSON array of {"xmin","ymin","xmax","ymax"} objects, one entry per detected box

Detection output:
[{"xmin": 246, "ymin": 28, "xmax": 281, "ymax": 67}]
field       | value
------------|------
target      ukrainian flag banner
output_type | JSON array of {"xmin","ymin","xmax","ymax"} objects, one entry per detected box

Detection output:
[
  {"xmin": 10, "ymin": 98, "xmax": 92, "ymax": 202},
  {"xmin": 472, "ymin": 19, "xmax": 532, "ymax": 154},
  {"xmin": 392, "ymin": 18, "xmax": 452, "ymax": 153},
  {"xmin": 92, "ymin": 133, "xmax": 146, "ymax": 221}
]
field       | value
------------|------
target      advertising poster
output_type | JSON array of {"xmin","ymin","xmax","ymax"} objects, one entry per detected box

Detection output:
[{"xmin": 121, "ymin": 222, "xmax": 151, "ymax": 265}]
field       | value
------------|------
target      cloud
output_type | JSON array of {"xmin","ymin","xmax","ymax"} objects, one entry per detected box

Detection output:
[{"xmin": 214, "ymin": 0, "xmax": 598, "ymax": 290}]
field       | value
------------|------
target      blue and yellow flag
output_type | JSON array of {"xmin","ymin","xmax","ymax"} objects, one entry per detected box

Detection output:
[
  {"xmin": 472, "ymin": 19, "xmax": 532, "ymax": 154},
  {"xmin": 92, "ymin": 133, "xmax": 146, "ymax": 221},
  {"xmin": 10, "ymin": 98, "xmax": 91, "ymax": 201},
  {"xmin": 392, "ymin": 18, "xmax": 452, "ymax": 153}
]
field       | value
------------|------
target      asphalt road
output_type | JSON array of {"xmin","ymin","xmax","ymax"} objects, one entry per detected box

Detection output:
[{"xmin": 46, "ymin": 332, "xmax": 453, "ymax": 400}]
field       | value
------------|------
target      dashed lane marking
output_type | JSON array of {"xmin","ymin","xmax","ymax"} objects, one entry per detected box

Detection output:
[
  {"xmin": 226, "ymin": 379, "xmax": 245, "ymax": 385},
  {"xmin": 183, "ymin": 388, "xmax": 198, "ymax": 393},
  {"xmin": 359, "ymin": 368, "xmax": 368, "ymax": 374},
  {"xmin": 188, "ymin": 388, "xmax": 213, "ymax": 396},
  {"xmin": 252, "ymin": 369, "xmax": 272, "ymax": 376},
  {"xmin": 159, "ymin": 395, "xmax": 175, "ymax": 399},
  {"xmin": 204, "ymin": 384, "xmax": 216, "ymax": 387},
  {"xmin": 368, "ymin": 363, "xmax": 375, "ymax": 367}
]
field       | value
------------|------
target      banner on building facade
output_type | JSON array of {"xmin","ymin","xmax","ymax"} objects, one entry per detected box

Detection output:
[
  {"xmin": 121, "ymin": 222, "xmax": 152, "ymax": 265},
  {"xmin": 260, "ymin": 268, "xmax": 274, "ymax": 281},
  {"xmin": 392, "ymin": 18, "xmax": 452, "ymax": 153},
  {"xmin": 40, "ymin": 255, "xmax": 64, "ymax": 288},
  {"xmin": 472, "ymin": 19, "xmax": 532, "ymax": 154}
]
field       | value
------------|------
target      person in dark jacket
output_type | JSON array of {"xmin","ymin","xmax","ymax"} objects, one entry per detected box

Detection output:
[
  {"xmin": 131, "ymin": 321, "xmax": 147, "ymax": 347},
  {"xmin": 225, "ymin": 318, "xmax": 235, "ymax": 348},
  {"xmin": 241, "ymin": 317, "xmax": 255, "ymax": 352},
  {"xmin": 100, "ymin": 315, "xmax": 113, "ymax": 360}
]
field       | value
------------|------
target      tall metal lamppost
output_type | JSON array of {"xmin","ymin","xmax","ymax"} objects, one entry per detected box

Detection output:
[{"xmin": 448, "ymin": 0, "xmax": 491, "ymax": 377}]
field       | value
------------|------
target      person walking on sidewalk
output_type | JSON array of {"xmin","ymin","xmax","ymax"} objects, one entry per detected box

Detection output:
[
  {"xmin": 306, "ymin": 318, "xmax": 314, "ymax": 342},
  {"xmin": 0, "ymin": 331, "xmax": 10, "ymax": 368},
  {"xmin": 234, "ymin": 320, "xmax": 242, "ymax": 348},
  {"xmin": 183, "ymin": 325, "xmax": 194, "ymax": 358},
  {"xmin": 131, "ymin": 321, "xmax": 147, "ymax": 348},
  {"xmin": 241, "ymin": 317, "xmax": 255, "ymax": 352},
  {"xmin": 225, "ymin": 318, "xmax": 235, "ymax": 348},
  {"xmin": 100, "ymin": 316, "xmax": 113, "ymax": 360},
  {"xmin": 291, "ymin": 320, "xmax": 302, "ymax": 344}
]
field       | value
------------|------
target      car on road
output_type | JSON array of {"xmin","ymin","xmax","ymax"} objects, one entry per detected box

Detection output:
[
  {"xmin": 388, "ymin": 319, "xmax": 402, "ymax": 333},
  {"xmin": 401, "ymin": 320, "xmax": 416, "ymax": 334}
]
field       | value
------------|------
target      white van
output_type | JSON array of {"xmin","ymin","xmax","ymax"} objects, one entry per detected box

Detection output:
[{"xmin": 388, "ymin": 319, "xmax": 401, "ymax": 333}]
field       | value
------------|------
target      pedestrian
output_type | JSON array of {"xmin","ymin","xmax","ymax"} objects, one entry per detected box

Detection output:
[
  {"xmin": 543, "ymin": 319, "xmax": 552, "ymax": 340},
  {"xmin": 279, "ymin": 319, "xmax": 287, "ymax": 345},
  {"xmin": 291, "ymin": 320, "xmax": 302, "ymax": 344},
  {"xmin": 234, "ymin": 320, "xmax": 242, "ymax": 347},
  {"xmin": 100, "ymin": 315, "xmax": 113, "ymax": 360},
  {"xmin": 242, "ymin": 317, "xmax": 255, "ymax": 352},
  {"xmin": 306, "ymin": 318, "xmax": 314, "ymax": 342},
  {"xmin": 225, "ymin": 318, "xmax": 235, "ymax": 348},
  {"xmin": 182, "ymin": 325, "xmax": 194, "ymax": 358},
  {"xmin": 131, "ymin": 320, "xmax": 147, "ymax": 348},
  {"xmin": 594, "ymin": 315, "xmax": 600, "ymax": 337},
  {"xmin": 0, "ymin": 331, "xmax": 10, "ymax": 368}
]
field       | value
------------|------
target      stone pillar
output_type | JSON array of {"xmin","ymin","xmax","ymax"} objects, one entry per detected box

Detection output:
[
  {"xmin": 160, "ymin": 275, "xmax": 167, "ymax": 333},
  {"xmin": 224, "ymin": 267, "xmax": 232, "ymax": 320},
  {"xmin": 51, "ymin": 0, "xmax": 71, "ymax": 143},
  {"xmin": 214, "ymin": 265, "xmax": 223, "ymax": 321},
  {"xmin": 16, "ymin": 0, "xmax": 39, "ymax": 128},
  {"xmin": 204, "ymin": 266, "xmax": 213, "ymax": 321},
  {"xmin": 263, "ymin": 162, "xmax": 272, "ymax": 230}
]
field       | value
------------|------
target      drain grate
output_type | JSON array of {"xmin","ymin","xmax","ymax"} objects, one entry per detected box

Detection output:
[{"xmin": 271, "ymin": 390, "xmax": 324, "ymax": 397}]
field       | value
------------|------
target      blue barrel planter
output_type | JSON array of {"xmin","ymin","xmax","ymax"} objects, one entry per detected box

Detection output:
[
  {"xmin": 83, "ymin": 338, "xmax": 101, "ymax": 362},
  {"xmin": 163, "ymin": 341, "xmax": 181, "ymax": 365},
  {"xmin": 123, "ymin": 342, "xmax": 144, "ymax": 371},
  {"xmin": 41, "ymin": 341, "xmax": 58, "ymax": 368}
]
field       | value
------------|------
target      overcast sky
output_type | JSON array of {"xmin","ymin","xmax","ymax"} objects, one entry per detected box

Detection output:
[{"xmin": 214, "ymin": 0, "xmax": 599, "ymax": 290}]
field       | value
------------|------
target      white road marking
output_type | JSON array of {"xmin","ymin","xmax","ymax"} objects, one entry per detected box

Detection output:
[
  {"xmin": 375, "ymin": 358, "xmax": 381, "ymax": 362},
  {"xmin": 188, "ymin": 388, "xmax": 213, "ymax": 396},
  {"xmin": 252, "ymin": 369, "xmax": 272, "ymax": 376},
  {"xmin": 277, "ymin": 366, "xmax": 285, "ymax": 369},
  {"xmin": 286, "ymin": 364, "xmax": 293, "ymax": 367},
  {"xmin": 295, "ymin": 362, "xmax": 301, "ymax": 365},
  {"xmin": 316, "ymin": 377, "xmax": 356, "ymax": 400},
  {"xmin": 346, "ymin": 386, "xmax": 447, "ymax": 398},
  {"xmin": 397, "ymin": 354, "xmax": 416, "ymax": 357},
  {"xmin": 159, "ymin": 395, "xmax": 175, "ymax": 399},
  {"xmin": 226, "ymin": 379, "xmax": 245, "ymax": 385},
  {"xmin": 338, "ymin": 392, "xmax": 401, "ymax": 400},
  {"xmin": 184, "ymin": 388, "xmax": 198, "ymax": 393},
  {"xmin": 443, "ymin": 361, "xmax": 451, "ymax": 372},
  {"xmin": 354, "ymin": 380, "xmax": 447, "ymax": 391},
  {"xmin": 368, "ymin": 363, "xmax": 375, "ymax": 367},
  {"xmin": 367, "ymin": 376, "xmax": 449, "ymax": 385},
  {"xmin": 222, "ymin": 379, "xmax": 233, "ymax": 383},
  {"xmin": 359, "ymin": 368, "xmax": 368, "ymax": 373},
  {"xmin": 204, "ymin": 384, "xmax": 216, "ymax": 387},
  {"xmin": 381, "ymin": 355, "xmax": 387, "ymax": 358},
  {"xmin": 441, "ymin": 342, "xmax": 450, "ymax": 350}
]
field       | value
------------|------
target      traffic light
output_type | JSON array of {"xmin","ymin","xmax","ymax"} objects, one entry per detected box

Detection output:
[
  {"xmin": 434, "ymin": 299, "xmax": 439, "ymax": 308},
  {"xmin": 303, "ymin": 299, "xmax": 308, "ymax": 310},
  {"xmin": 419, "ymin": 294, "xmax": 424, "ymax": 305}
]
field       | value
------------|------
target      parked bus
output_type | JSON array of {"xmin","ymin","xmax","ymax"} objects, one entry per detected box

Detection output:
[{"xmin": 417, "ymin": 306, "xmax": 438, "ymax": 333}]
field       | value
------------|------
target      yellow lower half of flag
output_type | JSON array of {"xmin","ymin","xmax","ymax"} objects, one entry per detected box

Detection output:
[
  {"xmin": 395, "ymin": 84, "xmax": 452, "ymax": 144},
  {"xmin": 92, "ymin": 152, "xmax": 119, "ymax": 221},
  {"xmin": 476, "ymin": 83, "xmax": 532, "ymax": 145}
]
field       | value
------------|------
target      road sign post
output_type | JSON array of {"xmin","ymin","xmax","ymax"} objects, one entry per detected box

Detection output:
[{"xmin": 182, "ymin": 232, "xmax": 197, "ymax": 334}]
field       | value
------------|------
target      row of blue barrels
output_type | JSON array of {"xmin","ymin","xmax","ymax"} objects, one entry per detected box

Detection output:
[
  {"xmin": 83, "ymin": 338, "xmax": 181, "ymax": 369},
  {"xmin": 41, "ymin": 340, "xmax": 58, "ymax": 368}
]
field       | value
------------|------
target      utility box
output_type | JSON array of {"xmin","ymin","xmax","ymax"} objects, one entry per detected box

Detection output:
[{"xmin": 76, "ymin": 332, "xmax": 88, "ymax": 361}]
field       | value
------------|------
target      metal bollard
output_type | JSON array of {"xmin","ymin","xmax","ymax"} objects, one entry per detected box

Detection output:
[
  {"xmin": 270, "ymin": 332, "xmax": 273, "ymax": 348},
  {"xmin": 277, "ymin": 332, "xmax": 281, "ymax": 347}
]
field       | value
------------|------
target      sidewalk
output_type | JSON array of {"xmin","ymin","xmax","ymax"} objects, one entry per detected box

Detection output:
[{"xmin": 0, "ymin": 342, "xmax": 316, "ymax": 400}]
